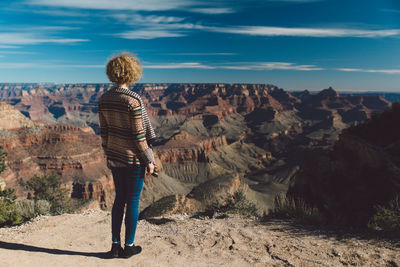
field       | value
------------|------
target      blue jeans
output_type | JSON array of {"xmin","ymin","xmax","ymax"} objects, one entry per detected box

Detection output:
[{"xmin": 110, "ymin": 165, "xmax": 145, "ymax": 246}]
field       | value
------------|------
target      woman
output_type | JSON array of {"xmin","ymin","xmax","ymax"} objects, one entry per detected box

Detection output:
[{"xmin": 98, "ymin": 53, "xmax": 156, "ymax": 259}]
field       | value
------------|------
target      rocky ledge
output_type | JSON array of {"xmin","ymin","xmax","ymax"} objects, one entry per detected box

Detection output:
[{"xmin": 0, "ymin": 210, "xmax": 398, "ymax": 266}]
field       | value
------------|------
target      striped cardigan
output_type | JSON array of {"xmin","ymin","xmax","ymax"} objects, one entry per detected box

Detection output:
[{"xmin": 98, "ymin": 86, "xmax": 156, "ymax": 166}]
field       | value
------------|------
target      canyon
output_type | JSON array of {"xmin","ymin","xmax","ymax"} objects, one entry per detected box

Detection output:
[
  {"xmin": 288, "ymin": 103, "xmax": 400, "ymax": 227},
  {"xmin": 0, "ymin": 83, "xmax": 394, "ymax": 213}
]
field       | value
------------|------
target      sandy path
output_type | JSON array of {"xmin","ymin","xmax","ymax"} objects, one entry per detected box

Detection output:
[{"xmin": 0, "ymin": 210, "xmax": 398, "ymax": 267}]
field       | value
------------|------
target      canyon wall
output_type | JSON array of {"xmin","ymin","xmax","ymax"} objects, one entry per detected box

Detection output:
[{"xmin": 0, "ymin": 83, "xmax": 394, "ymax": 212}]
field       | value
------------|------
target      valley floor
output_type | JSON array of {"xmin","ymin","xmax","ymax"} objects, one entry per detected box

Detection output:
[{"xmin": 0, "ymin": 210, "xmax": 398, "ymax": 267}]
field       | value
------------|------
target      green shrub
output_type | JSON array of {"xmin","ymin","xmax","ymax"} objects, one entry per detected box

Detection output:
[
  {"xmin": 24, "ymin": 173, "xmax": 91, "ymax": 215},
  {"xmin": 0, "ymin": 147, "xmax": 23, "ymax": 227},
  {"xmin": 0, "ymin": 147, "xmax": 55, "ymax": 227},
  {"xmin": 25, "ymin": 172, "xmax": 69, "ymax": 215},
  {"xmin": 62, "ymin": 198, "xmax": 90, "ymax": 213},
  {"xmin": 0, "ymin": 145, "xmax": 6, "ymax": 174},
  {"xmin": 0, "ymin": 202, "xmax": 23, "ymax": 227},
  {"xmin": 208, "ymin": 190, "xmax": 260, "ymax": 217},
  {"xmin": 0, "ymin": 188, "xmax": 23, "ymax": 227},
  {"xmin": 0, "ymin": 188, "xmax": 16, "ymax": 204},
  {"xmin": 14, "ymin": 199, "xmax": 35, "ymax": 220},
  {"xmin": 368, "ymin": 196, "xmax": 400, "ymax": 233},
  {"xmin": 139, "ymin": 195, "xmax": 180, "ymax": 220},
  {"xmin": 265, "ymin": 193, "xmax": 325, "ymax": 224},
  {"xmin": 35, "ymin": 200, "xmax": 51, "ymax": 215}
]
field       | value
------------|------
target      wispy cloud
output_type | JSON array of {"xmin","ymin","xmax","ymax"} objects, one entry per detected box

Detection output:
[
  {"xmin": 0, "ymin": 51, "xmax": 36, "ymax": 55},
  {"xmin": 337, "ymin": 68, "xmax": 400, "ymax": 74},
  {"xmin": 143, "ymin": 61, "xmax": 323, "ymax": 71},
  {"xmin": 26, "ymin": 0, "xmax": 322, "ymax": 13},
  {"xmin": 0, "ymin": 63, "xmax": 103, "ymax": 68},
  {"xmin": 30, "ymin": 9, "xmax": 89, "ymax": 17},
  {"xmin": 0, "ymin": 25, "xmax": 79, "ymax": 32},
  {"xmin": 26, "ymin": 0, "xmax": 196, "ymax": 11},
  {"xmin": 7, "ymin": 62, "xmax": 398, "ymax": 74},
  {"xmin": 0, "ymin": 45, "xmax": 21, "ymax": 49},
  {"xmin": 113, "ymin": 13, "xmax": 400, "ymax": 40},
  {"xmin": 0, "ymin": 33, "xmax": 88, "ymax": 45},
  {"xmin": 207, "ymin": 25, "xmax": 400, "ymax": 38},
  {"xmin": 0, "ymin": 63, "xmax": 36, "ymax": 68},
  {"xmin": 0, "ymin": 25, "xmax": 86, "ymax": 47},
  {"xmin": 144, "ymin": 62, "xmax": 215, "ymax": 69},
  {"xmin": 221, "ymin": 62, "xmax": 324, "ymax": 71},
  {"xmin": 116, "ymin": 30, "xmax": 185, "ymax": 39},
  {"xmin": 113, "ymin": 14, "xmax": 205, "ymax": 39},
  {"xmin": 30, "ymin": 26, "xmax": 80, "ymax": 31},
  {"xmin": 111, "ymin": 14, "xmax": 185, "ymax": 25},
  {"xmin": 55, "ymin": 64, "xmax": 104, "ymax": 68},
  {"xmin": 267, "ymin": 0, "xmax": 322, "ymax": 2},
  {"xmin": 381, "ymin": 9, "xmax": 400, "ymax": 14},
  {"xmin": 162, "ymin": 52, "xmax": 237, "ymax": 56},
  {"xmin": 190, "ymin": 7, "xmax": 235, "ymax": 14}
]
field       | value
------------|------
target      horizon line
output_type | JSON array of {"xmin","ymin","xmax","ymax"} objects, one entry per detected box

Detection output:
[{"xmin": 0, "ymin": 82, "xmax": 399, "ymax": 93}]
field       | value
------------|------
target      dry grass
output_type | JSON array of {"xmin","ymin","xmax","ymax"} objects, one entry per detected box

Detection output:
[
  {"xmin": 368, "ymin": 195, "xmax": 400, "ymax": 234},
  {"xmin": 14, "ymin": 199, "xmax": 50, "ymax": 220},
  {"xmin": 264, "ymin": 193, "xmax": 325, "ymax": 225}
]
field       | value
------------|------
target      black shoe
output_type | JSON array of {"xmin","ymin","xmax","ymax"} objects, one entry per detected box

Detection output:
[
  {"xmin": 108, "ymin": 243, "xmax": 124, "ymax": 258},
  {"xmin": 123, "ymin": 245, "xmax": 142, "ymax": 258}
]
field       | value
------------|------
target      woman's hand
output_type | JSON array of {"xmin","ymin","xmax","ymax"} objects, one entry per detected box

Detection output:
[{"xmin": 145, "ymin": 162, "xmax": 155, "ymax": 176}]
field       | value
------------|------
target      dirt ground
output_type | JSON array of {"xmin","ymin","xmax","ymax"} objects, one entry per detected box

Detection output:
[{"xmin": 0, "ymin": 210, "xmax": 398, "ymax": 267}]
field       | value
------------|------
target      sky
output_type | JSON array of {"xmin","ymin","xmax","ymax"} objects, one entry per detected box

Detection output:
[{"xmin": 0, "ymin": 0, "xmax": 400, "ymax": 91}]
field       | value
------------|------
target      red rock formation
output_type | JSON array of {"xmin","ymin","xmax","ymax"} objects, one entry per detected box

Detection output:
[
  {"xmin": 139, "ymin": 194, "xmax": 204, "ymax": 218},
  {"xmin": 154, "ymin": 131, "xmax": 227, "ymax": 164},
  {"xmin": 198, "ymin": 135, "xmax": 227, "ymax": 153},
  {"xmin": 139, "ymin": 173, "xmax": 246, "ymax": 219},
  {"xmin": 0, "ymin": 103, "xmax": 113, "ymax": 205},
  {"xmin": 71, "ymin": 180, "xmax": 109, "ymax": 209},
  {"xmin": 0, "ymin": 84, "xmax": 395, "ymax": 214},
  {"xmin": 155, "ymin": 147, "xmax": 207, "ymax": 164}
]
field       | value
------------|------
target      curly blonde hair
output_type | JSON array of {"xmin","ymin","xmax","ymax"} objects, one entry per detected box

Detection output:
[{"xmin": 106, "ymin": 53, "xmax": 143, "ymax": 86}]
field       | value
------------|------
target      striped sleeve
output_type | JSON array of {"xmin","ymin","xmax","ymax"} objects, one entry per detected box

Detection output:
[
  {"xmin": 129, "ymin": 98, "xmax": 155, "ymax": 164},
  {"xmin": 98, "ymin": 106, "xmax": 108, "ymax": 149}
]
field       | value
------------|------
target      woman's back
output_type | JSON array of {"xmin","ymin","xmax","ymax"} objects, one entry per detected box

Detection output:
[{"xmin": 98, "ymin": 88, "xmax": 151, "ymax": 166}]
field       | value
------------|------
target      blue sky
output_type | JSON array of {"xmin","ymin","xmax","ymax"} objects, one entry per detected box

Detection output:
[{"xmin": 1, "ymin": 0, "xmax": 400, "ymax": 91}]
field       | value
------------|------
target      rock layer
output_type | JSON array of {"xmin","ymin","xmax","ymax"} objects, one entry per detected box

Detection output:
[
  {"xmin": 288, "ymin": 103, "xmax": 400, "ymax": 226},
  {"xmin": 0, "ymin": 84, "xmax": 394, "ymax": 213},
  {"xmin": 0, "ymin": 103, "xmax": 113, "ymax": 207}
]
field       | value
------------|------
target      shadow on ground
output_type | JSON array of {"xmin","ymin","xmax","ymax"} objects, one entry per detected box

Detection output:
[
  {"xmin": 0, "ymin": 241, "xmax": 110, "ymax": 259},
  {"xmin": 259, "ymin": 219, "xmax": 400, "ymax": 245}
]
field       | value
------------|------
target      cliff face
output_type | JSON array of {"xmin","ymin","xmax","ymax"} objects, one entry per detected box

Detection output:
[
  {"xmin": 0, "ymin": 84, "xmax": 394, "ymax": 212},
  {"xmin": 288, "ymin": 103, "xmax": 400, "ymax": 226},
  {"xmin": 0, "ymin": 102, "xmax": 34, "ymax": 129},
  {"xmin": 156, "ymin": 131, "xmax": 208, "ymax": 163},
  {"xmin": 0, "ymin": 103, "xmax": 113, "ymax": 207},
  {"xmin": 0, "ymin": 84, "xmax": 301, "ymax": 132},
  {"xmin": 0, "ymin": 84, "xmax": 391, "ymax": 144},
  {"xmin": 139, "ymin": 173, "xmax": 244, "ymax": 218}
]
